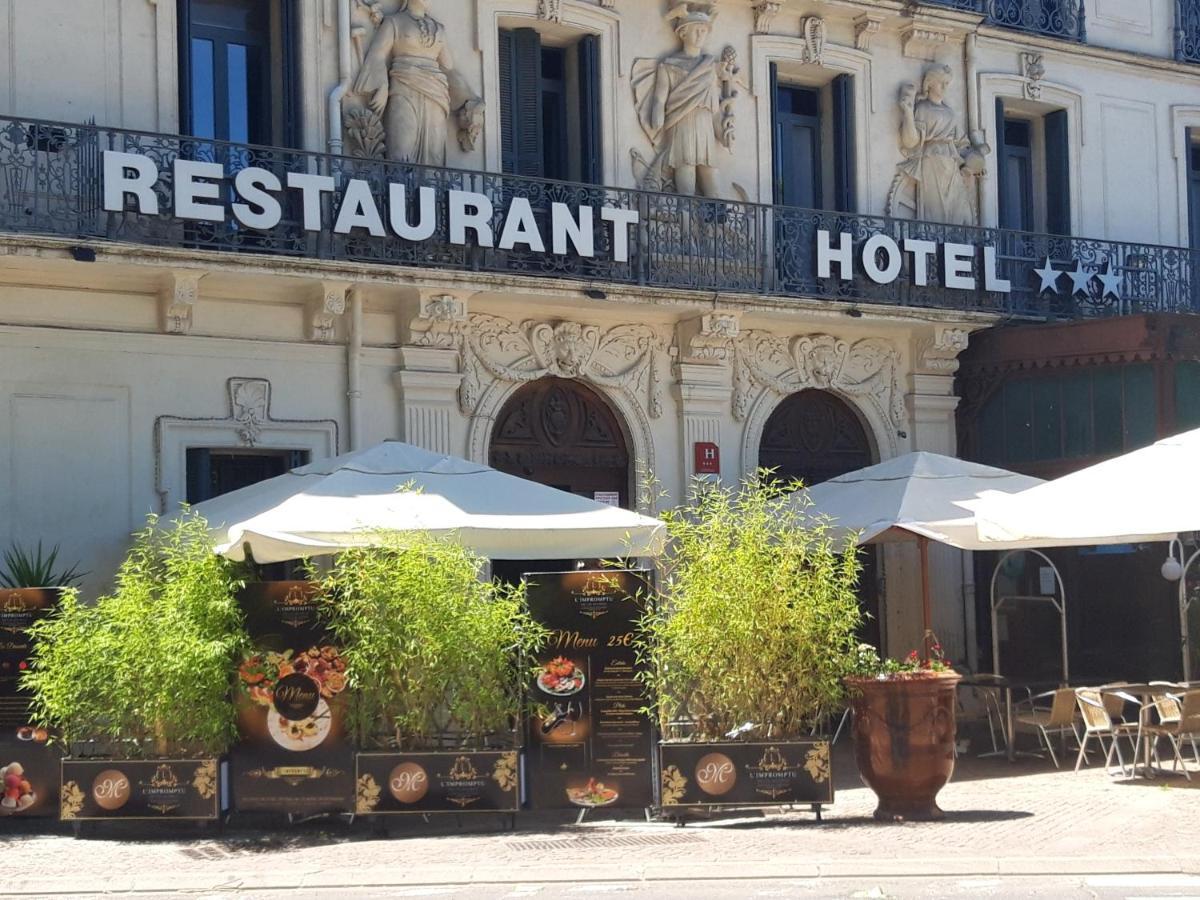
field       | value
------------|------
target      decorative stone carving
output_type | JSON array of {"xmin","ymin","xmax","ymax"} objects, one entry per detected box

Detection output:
[
  {"xmin": 732, "ymin": 332, "xmax": 906, "ymax": 434},
  {"xmin": 538, "ymin": 0, "xmax": 563, "ymax": 23},
  {"xmin": 631, "ymin": 2, "xmax": 739, "ymax": 197},
  {"xmin": 308, "ymin": 282, "xmax": 350, "ymax": 343},
  {"xmin": 1021, "ymin": 51, "xmax": 1046, "ymax": 100},
  {"xmin": 887, "ymin": 64, "xmax": 990, "ymax": 226},
  {"xmin": 346, "ymin": 0, "xmax": 484, "ymax": 164},
  {"xmin": 855, "ymin": 14, "xmax": 883, "ymax": 52},
  {"xmin": 159, "ymin": 270, "xmax": 201, "ymax": 335},
  {"xmin": 411, "ymin": 293, "xmax": 469, "ymax": 349},
  {"xmin": 753, "ymin": 1, "xmax": 782, "ymax": 34},
  {"xmin": 799, "ymin": 16, "xmax": 826, "ymax": 66},
  {"xmin": 228, "ymin": 378, "xmax": 270, "ymax": 446},
  {"xmin": 916, "ymin": 327, "xmax": 971, "ymax": 375},
  {"xmin": 458, "ymin": 315, "xmax": 667, "ymax": 420},
  {"xmin": 901, "ymin": 23, "xmax": 952, "ymax": 62},
  {"xmin": 677, "ymin": 313, "xmax": 740, "ymax": 363}
]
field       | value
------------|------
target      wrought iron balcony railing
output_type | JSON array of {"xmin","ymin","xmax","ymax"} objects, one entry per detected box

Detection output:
[
  {"xmin": 0, "ymin": 115, "xmax": 1195, "ymax": 320},
  {"xmin": 926, "ymin": 0, "xmax": 1086, "ymax": 41},
  {"xmin": 1178, "ymin": 0, "xmax": 1200, "ymax": 62}
]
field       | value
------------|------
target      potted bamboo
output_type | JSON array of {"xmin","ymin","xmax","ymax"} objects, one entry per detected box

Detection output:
[
  {"xmin": 844, "ymin": 644, "xmax": 961, "ymax": 821},
  {"xmin": 22, "ymin": 513, "xmax": 246, "ymax": 823},
  {"xmin": 640, "ymin": 477, "xmax": 863, "ymax": 818},
  {"xmin": 314, "ymin": 531, "xmax": 545, "ymax": 817}
]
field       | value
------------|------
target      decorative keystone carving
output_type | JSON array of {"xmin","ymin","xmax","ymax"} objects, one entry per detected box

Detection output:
[
  {"xmin": 411, "ymin": 293, "xmax": 469, "ymax": 349},
  {"xmin": 538, "ymin": 0, "xmax": 563, "ymax": 23},
  {"xmin": 855, "ymin": 14, "xmax": 883, "ymax": 51},
  {"xmin": 732, "ymin": 332, "xmax": 905, "ymax": 432},
  {"xmin": 159, "ymin": 271, "xmax": 202, "ymax": 335},
  {"xmin": 1021, "ymin": 51, "xmax": 1046, "ymax": 100},
  {"xmin": 677, "ymin": 313, "xmax": 740, "ymax": 363},
  {"xmin": 901, "ymin": 23, "xmax": 953, "ymax": 61},
  {"xmin": 308, "ymin": 281, "xmax": 350, "ymax": 343},
  {"xmin": 799, "ymin": 17, "xmax": 826, "ymax": 66},
  {"xmin": 458, "ymin": 314, "xmax": 667, "ymax": 419},
  {"xmin": 753, "ymin": 1, "xmax": 782, "ymax": 34},
  {"xmin": 917, "ymin": 327, "xmax": 971, "ymax": 375},
  {"xmin": 227, "ymin": 378, "xmax": 271, "ymax": 446}
]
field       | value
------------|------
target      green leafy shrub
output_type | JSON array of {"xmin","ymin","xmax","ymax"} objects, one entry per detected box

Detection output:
[
  {"xmin": 1, "ymin": 541, "xmax": 84, "ymax": 588},
  {"xmin": 638, "ymin": 475, "xmax": 863, "ymax": 742},
  {"xmin": 22, "ymin": 512, "xmax": 247, "ymax": 756},
  {"xmin": 316, "ymin": 531, "xmax": 546, "ymax": 750}
]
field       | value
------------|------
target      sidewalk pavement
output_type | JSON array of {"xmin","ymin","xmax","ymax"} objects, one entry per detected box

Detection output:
[{"xmin": 4, "ymin": 745, "xmax": 1198, "ymax": 895}]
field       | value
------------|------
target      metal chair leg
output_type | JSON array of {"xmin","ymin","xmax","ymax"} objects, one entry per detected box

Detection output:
[
  {"xmin": 1074, "ymin": 733, "xmax": 1090, "ymax": 772},
  {"xmin": 1041, "ymin": 726, "xmax": 1060, "ymax": 769}
]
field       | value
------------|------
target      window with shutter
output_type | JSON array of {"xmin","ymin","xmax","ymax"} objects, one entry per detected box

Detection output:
[
  {"xmin": 831, "ymin": 74, "xmax": 856, "ymax": 213},
  {"xmin": 1187, "ymin": 130, "xmax": 1200, "ymax": 250},
  {"xmin": 1045, "ymin": 109, "xmax": 1071, "ymax": 235}
]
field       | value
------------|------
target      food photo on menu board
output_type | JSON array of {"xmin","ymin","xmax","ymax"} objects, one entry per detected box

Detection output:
[
  {"xmin": 524, "ymin": 570, "xmax": 654, "ymax": 811},
  {"xmin": 230, "ymin": 582, "xmax": 355, "ymax": 816}
]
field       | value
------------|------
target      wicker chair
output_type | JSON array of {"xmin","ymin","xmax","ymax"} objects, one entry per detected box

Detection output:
[
  {"xmin": 1136, "ymin": 690, "xmax": 1200, "ymax": 779},
  {"xmin": 1074, "ymin": 688, "xmax": 1137, "ymax": 774},
  {"xmin": 1014, "ymin": 688, "xmax": 1079, "ymax": 768}
]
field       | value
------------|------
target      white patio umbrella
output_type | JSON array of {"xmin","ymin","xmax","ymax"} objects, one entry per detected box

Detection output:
[
  {"xmin": 190, "ymin": 441, "xmax": 665, "ymax": 563},
  {"xmin": 971, "ymin": 428, "xmax": 1198, "ymax": 546},
  {"xmin": 796, "ymin": 452, "xmax": 1047, "ymax": 655}
]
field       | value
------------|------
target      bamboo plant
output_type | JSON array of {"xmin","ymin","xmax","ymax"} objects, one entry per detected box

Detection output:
[{"xmin": 637, "ymin": 474, "xmax": 864, "ymax": 742}]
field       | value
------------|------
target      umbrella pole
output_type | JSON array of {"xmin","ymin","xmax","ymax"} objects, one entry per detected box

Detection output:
[{"xmin": 919, "ymin": 536, "xmax": 933, "ymax": 659}]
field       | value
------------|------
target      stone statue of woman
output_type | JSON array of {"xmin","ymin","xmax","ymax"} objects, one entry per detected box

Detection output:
[
  {"xmin": 352, "ymin": 0, "xmax": 483, "ymax": 165},
  {"xmin": 889, "ymin": 64, "xmax": 988, "ymax": 226},
  {"xmin": 632, "ymin": 3, "xmax": 730, "ymax": 197}
]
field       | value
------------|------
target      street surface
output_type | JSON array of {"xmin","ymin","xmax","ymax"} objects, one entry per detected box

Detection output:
[{"xmin": 4, "ymin": 744, "xmax": 1198, "ymax": 898}]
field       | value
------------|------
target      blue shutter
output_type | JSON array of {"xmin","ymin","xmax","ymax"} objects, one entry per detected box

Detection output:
[
  {"xmin": 769, "ymin": 63, "xmax": 782, "ymax": 204},
  {"xmin": 577, "ymin": 34, "xmax": 602, "ymax": 184},
  {"xmin": 831, "ymin": 74, "xmax": 856, "ymax": 213},
  {"xmin": 185, "ymin": 448, "xmax": 212, "ymax": 504},
  {"xmin": 995, "ymin": 98, "xmax": 1010, "ymax": 227},
  {"xmin": 1045, "ymin": 109, "xmax": 1071, "ymax": 235}
]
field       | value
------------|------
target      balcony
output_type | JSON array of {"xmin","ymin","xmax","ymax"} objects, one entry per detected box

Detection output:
[
  {"xmin": 0, "ymin": 115, "xmax": 1195, "ymax": 321},
  {"xmin": 1178, "ymin": 0, "xmax": 1200, "ymax": 62},
  {"xmin": 927, "ymin": 0, "xmax": 1086, "ymax": 41}
]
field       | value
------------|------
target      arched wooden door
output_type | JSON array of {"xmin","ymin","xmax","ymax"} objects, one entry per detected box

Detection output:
[
  {"xmin": 488, "ymin": 377, "xmax": 631, "ymax": 508},
  {"xmin": 759, "ymin": 389, "xmax": 881, "ymax": 648}
]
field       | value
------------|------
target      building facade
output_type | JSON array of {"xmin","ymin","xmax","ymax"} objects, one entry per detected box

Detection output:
[{"xmin": 1, "ymin": 0, "xmax": 1198, "ymax": 664}]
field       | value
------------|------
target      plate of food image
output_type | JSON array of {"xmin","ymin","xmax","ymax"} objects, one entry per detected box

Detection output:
[
  {"xmin": 566, "ymin": 778, "xmax": 618, "ymax": 808},
  {"xmin": 267, "ymin": 698, "xmax": 332, "ymax": 752},
  {"xmin": 536, "ymin": 656, "xmax": 585, "ymax": 696}
]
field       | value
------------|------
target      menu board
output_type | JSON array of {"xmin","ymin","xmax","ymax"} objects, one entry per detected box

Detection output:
[
  {"xmin": 0, "ymin": 588, "xmax": 61, "ymax": 818},
  {"xmin": 524, "ymin": 570, "xmax": 654, "ymax": 811},
  {"xmin": 659, "ymin": 740, "xmax": 834, "ymax": 808},
  {"xmin": 60, "ymin": 759, "xmax": 218, "ymax": 820},
  {"xmin": 230, "ymin": 582, "xmax": 354, "ymax": 816},
  {"xmin": 355, "ymin": 751, "xmax": 520, "ymax": 815}
]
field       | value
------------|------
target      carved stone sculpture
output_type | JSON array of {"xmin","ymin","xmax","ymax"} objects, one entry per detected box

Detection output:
[
  {"xmin": 886, "ymin": 64, "xmax": 989, "ymax": 226},
  {"xmin": 800, "ymin": 17, "xmax": 826, "ymax": 66},
  {"xmin": 631, "ymin": 3, "xmax": 737, "ymax": 197},
  {"xmin": 348, "ymin": 0, "xmax": 483, "ymax": 164},
  {"xmin": 1021, "ymin": 51, "xmax": 1046, "ymax": 100}
]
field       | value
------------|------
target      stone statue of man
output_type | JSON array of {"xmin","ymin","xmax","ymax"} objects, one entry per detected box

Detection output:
[{"xmin": 352, "ymin": 0, "xmax": 483, "ymax": 165}]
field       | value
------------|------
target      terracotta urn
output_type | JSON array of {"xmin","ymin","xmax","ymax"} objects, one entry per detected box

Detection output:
[{"xmin": 844, "ymin": 672, "xmax": 961, "ymax": 821}]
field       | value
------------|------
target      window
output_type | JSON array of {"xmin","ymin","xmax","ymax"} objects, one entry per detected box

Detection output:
[
  {"xmin": 770, "ymin": 67, "xmax": 856, "ymax": 211},
  {"xmin": 178, "ymin": 0, "xmax": 299, "ymax": 146},
  {"xmin": 996, "ymin": 100, "xmax": 1071, "ymax": 234},
  {"xmin": 185, "ymin": 448, "xmax": 309, "ymax": 504},
  {"xmin": 499, "ymin": 28, "xmax": 602, "ymax": 183},
  {"xmin": 1188, "ymin": 131, "xmax": 1200, "ymax": 250}
]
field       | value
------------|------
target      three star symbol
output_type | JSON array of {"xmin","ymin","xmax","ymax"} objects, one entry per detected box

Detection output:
[{"xmin": 1032, "ymin": 257, "xmax": 1122, "ymax": 302}]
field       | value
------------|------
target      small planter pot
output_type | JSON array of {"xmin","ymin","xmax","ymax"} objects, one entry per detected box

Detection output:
[
  {"xmin": 355, "ymin": 749, "xmax": 520, "ymax": 815},
  {"xmin": 658, "ymin": 739, "xmax": 834, "ymax": 814},
  {"xmin": 845, "ymin": 673, "xmax": 961, "ymax": 822},
  {"xmin": 59, "ymin": 757, "xmax": 220, "ymax": 821}
]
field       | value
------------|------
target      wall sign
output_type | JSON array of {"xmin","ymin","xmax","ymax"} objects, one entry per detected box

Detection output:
[
  {"xmin": 230, "ymin": 582, "xmax": 354, "ymax": 816},
  {"xmin": 524, "ymin": 571, "xmax": 654, "ymax": 812},
  {"xmin": 693, "ymin": 442, "xmax": 720, "ymax": 475},
  {"xmin": 659, "ymin": 740, "xmax": 834, "ymax": 809},
  {"xmin": 355, "ymin": 751, "xmax": 519, "ymax": 815},
  {"xmin": 60, "ymin": 759, "xmax": 219, "ymax": 820}
]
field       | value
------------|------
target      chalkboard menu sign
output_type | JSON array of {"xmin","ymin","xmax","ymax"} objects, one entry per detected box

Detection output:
[
  {"xmin": 230, "ymin": 582, "xmax": 354, "ymax": 816},
  {"xmin": 524, "ymin": 570, "xmax": 654, "ymax": 811},
  {"xmin": 0, "ymin": 588, "xmax": 57, "ymax": 722}
]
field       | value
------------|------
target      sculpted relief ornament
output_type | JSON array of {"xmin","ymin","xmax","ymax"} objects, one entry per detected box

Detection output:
[
  {"xmin": 455, "ymin": 315, "xmax": 668, "ymax": 420},
  {"xmin": 732, "ymin": 332, "xmax": 906, "ymax": 434},
  {"xmin": 345, "ymin": 0, "xmax": 484, "ymax": 163},
  {"xmin": 886, "ymin": 64, "xmax": 989, "ymax": 226},
  {"xmin": 630, "ymin": 2, "xmax": 744, "ymax": 197}
]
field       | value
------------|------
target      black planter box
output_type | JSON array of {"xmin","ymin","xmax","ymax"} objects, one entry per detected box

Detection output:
[
  {"xmin": 658, "ymin": 740, "xmax": 834, "ymax": 809},
  {"xmin": 59, "ymin": 758, "xmax": 220, "ymax": 820},
  {"xmin": 355, "ymin": 750, "xmax": 520, "ymax": 815}
]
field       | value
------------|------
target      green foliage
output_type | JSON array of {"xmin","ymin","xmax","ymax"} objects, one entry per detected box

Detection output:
[
  {"xmin": 315, "ymin": 531, "xmax": 547, "ymax": 750},
  {"xmin": 0, "ymin": 542, "xmax": 84, "ymax": 588},
  {"xmin": 637, "ymin": 474, "xmax": 863, "ymax": 742},
  {"xmin": 21, "ymin": 512, "xmax": 247, "ymax": 756},
  {"xmin": 848, "ymin": 642, "xmax": 954, "ymax": 680}
]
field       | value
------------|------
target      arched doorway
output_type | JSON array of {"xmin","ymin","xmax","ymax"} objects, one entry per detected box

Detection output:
[
  {"xmin": 488, "ymin": 377, "xmax": 632, "ymax": 584},
  {"xmin": 759, "ymin": 389, "xmax": 881, "ymax": 648},
  {"xmin": 489, "ymin": 376, "xmax": 631, "ymax": 507}
]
